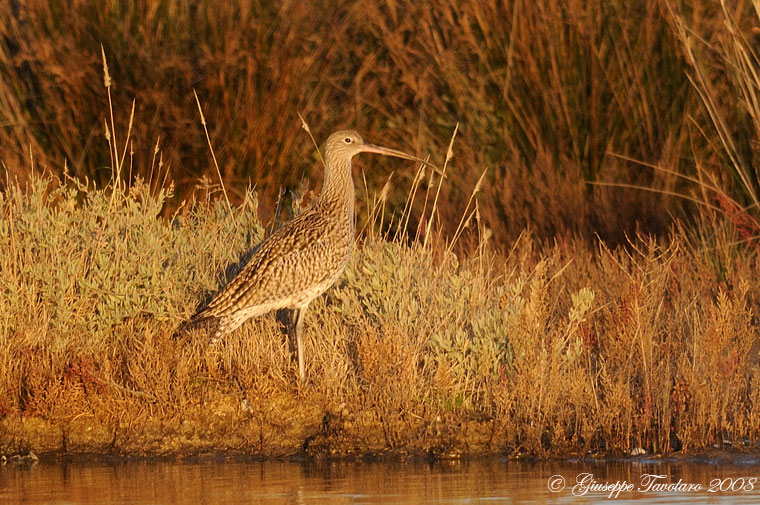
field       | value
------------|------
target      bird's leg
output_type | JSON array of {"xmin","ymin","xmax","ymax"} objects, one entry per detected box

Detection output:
[{"xmin": 294, "ymin": 306, "xmax": 307, "ymax": 382}]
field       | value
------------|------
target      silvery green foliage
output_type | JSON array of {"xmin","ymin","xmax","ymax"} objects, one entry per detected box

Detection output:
[
  {"xmin": 1, "ymin": 177, "xmax": 263, "ymax": 346},
  {"xmin": 333, "ymin": 240, "xmax": 512, "ymax": 386}
]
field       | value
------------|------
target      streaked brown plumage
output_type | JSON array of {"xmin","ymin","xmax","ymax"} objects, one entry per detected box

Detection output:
[{"xmin": 191, "ymin": 130, "xmax": 432, "ymax": 381}]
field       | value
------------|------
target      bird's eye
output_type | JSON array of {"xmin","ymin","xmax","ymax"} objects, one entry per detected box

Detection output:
[{"xmin": 344, "ymin": 138, "xmax": 352, "ymax": 144}]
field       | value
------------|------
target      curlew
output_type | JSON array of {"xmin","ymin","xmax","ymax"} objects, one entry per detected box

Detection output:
[{"xmin": 191, "ymin": 130, "xmax": 434, "ymax": 381}]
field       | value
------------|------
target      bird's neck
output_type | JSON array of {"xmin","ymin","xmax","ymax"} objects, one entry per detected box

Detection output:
[
  {"xmin": 318, "ymin": 156, "xmax": 355, "ymax": 225},
  {"xmin": 320, "ymin": 155, "xmax": 354, "ymax": 203}
]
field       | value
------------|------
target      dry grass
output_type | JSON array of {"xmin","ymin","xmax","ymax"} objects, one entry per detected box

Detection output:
[
  {"xmin": 0, "ymin": 173, "xmax": 759, "ymax": 458},
  {"xmin": 0, "ymin": 0, "xmax": 711, "ymax": 248}
]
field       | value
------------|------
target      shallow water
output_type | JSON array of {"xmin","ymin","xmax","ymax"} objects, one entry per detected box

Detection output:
[{"xmin": 2, "ymin": 457, "xmax": 760, "ymax": 504}]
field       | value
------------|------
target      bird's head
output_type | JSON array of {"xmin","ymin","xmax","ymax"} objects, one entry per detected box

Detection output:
[
  {"xmin": 324, "ymin": 130, "xmax": 368, "ymax": 160},
  {"xmin": 324, "ymin": 130, "xmax": 439, "ymax": 170}
]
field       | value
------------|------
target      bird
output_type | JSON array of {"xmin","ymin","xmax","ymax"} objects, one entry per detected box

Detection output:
[{"xmin": 190, "ymin": 130, "xmax": 435, "ymax": 382}]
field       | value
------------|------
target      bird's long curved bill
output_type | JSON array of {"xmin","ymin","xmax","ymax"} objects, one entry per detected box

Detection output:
[{"xmin": 362, "ymin": 144, "xmax": 444, "ymax": 176}]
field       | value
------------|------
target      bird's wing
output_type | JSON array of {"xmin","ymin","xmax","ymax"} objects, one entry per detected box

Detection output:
[{"xmin": 194, "ymin": 209, "xmax": 350, "ymax": 319}]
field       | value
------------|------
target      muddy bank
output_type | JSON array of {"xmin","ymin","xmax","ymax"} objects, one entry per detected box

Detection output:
[
  {"xmin": 3, "ymin": 414, "xmax": 760, "ymax": 466},
  {"xmin": 0, "ymin": 394, "xmax": 504, "ymax": 459},
  {"xmin": 4, "ymin": 397, "xmax": 760, "ymax": 463}
]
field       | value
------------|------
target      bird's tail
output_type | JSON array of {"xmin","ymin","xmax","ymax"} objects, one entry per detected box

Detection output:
[
  {"xmin": 173, "ymin": 308, "xmax": 220, "ymax": 340},
  {"xmin": 189, "ymin": 306, "xmax": 213, "ymax": 325}
]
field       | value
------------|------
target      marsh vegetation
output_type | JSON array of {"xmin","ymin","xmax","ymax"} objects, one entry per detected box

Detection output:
[{"xmin": 1, "ymin": 0, "xmax": 760, "ymax": 458}]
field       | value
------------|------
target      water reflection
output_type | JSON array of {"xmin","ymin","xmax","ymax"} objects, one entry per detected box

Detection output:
[{"xmin": 2, "ymin": 457, "xmax": 760, "ymax": 504}]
